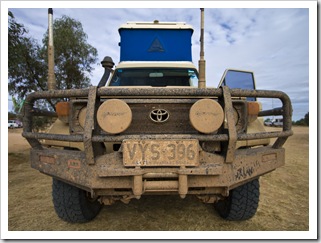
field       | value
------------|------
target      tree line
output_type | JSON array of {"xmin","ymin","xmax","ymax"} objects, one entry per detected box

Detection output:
[
  {"xmin": 8, "ymin": 11, "xmax": 98, "ymax": 112},
  {"xmin": 292, "ymin": 112, "xmax": 309, "ymax": 126},
  {"xmin": 264, "ymin": 112, "xmax": 309, "ymax": 126}
]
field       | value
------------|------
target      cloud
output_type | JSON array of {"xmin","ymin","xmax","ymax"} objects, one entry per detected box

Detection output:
[
  {"xmin": 199, "ymin": 8, "xmax": 309, "ymax": 120},
  {"xmin": 6, "ymin": 7, "xmax": 310, "ymax": 121}
]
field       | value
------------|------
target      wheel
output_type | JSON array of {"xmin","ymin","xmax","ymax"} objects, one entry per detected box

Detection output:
[
  {"xmin": 214, "ymin": 178, "xmax": 260, "ymax": 220},
  {"xmin": 52, "ymin": 178, "xmax": 102, "ymax": 223}
]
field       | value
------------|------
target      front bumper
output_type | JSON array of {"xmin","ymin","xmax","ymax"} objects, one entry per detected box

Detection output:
[
  {"xmin": 23, "ymin": 87, "xmax": 292, "ymax": 199},
  {"xmin": 31, "ymin": 145, "xmax": 284, "ymax": 198}
]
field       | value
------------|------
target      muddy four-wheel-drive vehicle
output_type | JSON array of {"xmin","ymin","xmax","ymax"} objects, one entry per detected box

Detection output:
[{"xmin": 22, "ymin": 9, "xmax": 292, "ymax": 223}]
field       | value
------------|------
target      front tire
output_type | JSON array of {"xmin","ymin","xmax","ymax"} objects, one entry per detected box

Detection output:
[
  {"xmin": 52, "ymin": 178, "xmax": 102, "ymax": 223},
  {"xmin": 214, "ymin": 178, "xmax": 260, "ymax": 220}
]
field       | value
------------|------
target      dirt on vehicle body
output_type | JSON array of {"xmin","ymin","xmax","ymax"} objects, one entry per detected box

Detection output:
[{"xmin": 22, "ymin": 9, "xmax": 292, "ymax": 223}]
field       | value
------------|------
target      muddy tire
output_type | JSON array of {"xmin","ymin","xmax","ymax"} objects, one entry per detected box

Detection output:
[
  {"xmin": 52, "ymin": 178, "xmax": 102, "ymax": 223},
  {"xmin": 214, "ymin": 179, "xmax": 259, "ymax": 221}
]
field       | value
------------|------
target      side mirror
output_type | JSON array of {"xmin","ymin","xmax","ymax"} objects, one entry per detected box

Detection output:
[{"xmin": 218, "ymin": 69, "xmax": 256, "ymax": 101}]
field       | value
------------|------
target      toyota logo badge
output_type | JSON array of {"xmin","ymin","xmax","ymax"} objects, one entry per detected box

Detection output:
[{"xmin": 150, "ymin": 109, "xmax": 169, "ymax": 123}]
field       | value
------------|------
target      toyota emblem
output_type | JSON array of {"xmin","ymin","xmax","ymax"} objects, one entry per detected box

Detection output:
[{"xmin": 150, "ymin": 109, "xmax": 169, "ymax": 123}]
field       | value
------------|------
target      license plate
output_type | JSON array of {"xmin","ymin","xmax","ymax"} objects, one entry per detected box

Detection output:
[{"xmin": 123, "ymin": 139, "xmax": 199, "ymax": 167}]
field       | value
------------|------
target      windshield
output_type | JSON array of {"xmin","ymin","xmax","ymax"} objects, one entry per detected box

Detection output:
[{"xmin": 108, "ymin": 68, "xmax": 198, "ymax": 87}]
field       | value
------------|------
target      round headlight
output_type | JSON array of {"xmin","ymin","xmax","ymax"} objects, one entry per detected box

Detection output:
[
  {"xmin": 189, "ymin": 99, "xmax": 224, "ymax": 134},
  {"xmin": 97, "ymin": 99, "xmax": 132, "ymax": 134}
]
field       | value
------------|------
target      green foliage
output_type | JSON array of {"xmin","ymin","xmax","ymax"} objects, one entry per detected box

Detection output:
[
  {"xmin": 41, "ymin": 15, "xmax": 98, "ymax": 90},
  {"xmin": 8, "ymin": 12, "xmax": 98, "ymax": 102},
  {"xmin": 304, "ymin": 112, "xmax": 309, "ymax": 126},
  {"xmin": 292, "ymin": 112, "xmax": 309, "ymax": 126},
  {"xmin": 11, "ymin": 96, "xmax": 24, "ymax": 114},
  {"xmin": 8, "ymin": 11, "xmax": 47, "ymax": 100},
  {"xmin": 264, "ymin": 118, "xmax": 271, "ymax": 122},
  {"xmin": 31, "ymin": 117, "xmax": 56, "ymax": 132},
  {"xmin": 8, "ymin": 11, "xmax": 98, "ymax": 130}
]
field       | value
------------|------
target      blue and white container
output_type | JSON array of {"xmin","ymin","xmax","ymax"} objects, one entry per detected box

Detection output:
[{"xmin": 118, "ymin": 21, "xmax": 194, "ymax": 62}]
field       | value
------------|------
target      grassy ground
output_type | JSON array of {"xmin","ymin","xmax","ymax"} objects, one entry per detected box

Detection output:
[{"xmin": 7, "ymin": 126, "xmax": 310, "ymax": 236}]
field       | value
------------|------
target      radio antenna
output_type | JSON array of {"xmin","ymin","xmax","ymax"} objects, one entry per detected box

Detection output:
[
  {"xmin": 198, "ymin": 8, "xmax": 206, "ymax": 88},
  {"xmin": 48, "ymin": 8, "xmax": 56, "ymax": 90}
]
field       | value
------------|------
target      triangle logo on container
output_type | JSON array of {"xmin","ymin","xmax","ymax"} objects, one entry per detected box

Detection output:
[{"xmin": 148, "ymin": 37, "xmax": 165, "ymax": 52}]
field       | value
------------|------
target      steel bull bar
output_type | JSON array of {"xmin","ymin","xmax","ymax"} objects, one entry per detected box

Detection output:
[{"xmin": 22, "ymin": 87, "xmax": 292, "ymax": 197}]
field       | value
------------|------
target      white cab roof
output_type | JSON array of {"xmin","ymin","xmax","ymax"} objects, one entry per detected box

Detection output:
[
  {"xmin": 115, "ymin": 61, "xmax": 197, "ymax": 69},
  {"xmin": 119, "ymin": 21, "xmax": 193, "ymax": 31}
]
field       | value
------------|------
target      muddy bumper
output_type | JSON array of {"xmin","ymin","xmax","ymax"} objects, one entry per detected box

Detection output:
[
  {"xmin": 23, "ymin": 87, "xmax": 292, "ymax": 199},
  {"xmin": 30, "ymin": 145, "xmax": 284, "ymax": 198}
]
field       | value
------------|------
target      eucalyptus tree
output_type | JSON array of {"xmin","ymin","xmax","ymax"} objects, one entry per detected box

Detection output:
[
  {"xmin": 41, "ymin": 15, "xmax": 98, "ymax": 90},
  {"xmin": 8, "ymin": 12, "xmax": 98, "ymax": 109},
  {"xmin": 8, "ymin": 11, "xmax": 47, "ymax": 100}
]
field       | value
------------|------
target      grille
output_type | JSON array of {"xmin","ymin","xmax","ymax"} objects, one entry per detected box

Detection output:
[
  {"xmin": 124, "ymin": 103, "xmax": 197, "ymax": 134},
  {"xmin": 70, "ymin": 98, "xmax": 246, "ymax": 135}
]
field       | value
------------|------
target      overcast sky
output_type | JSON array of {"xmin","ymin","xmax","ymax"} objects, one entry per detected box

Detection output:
[{"xmin": 3, "ymin": 1, "xmax": 316, "ymax": 121}]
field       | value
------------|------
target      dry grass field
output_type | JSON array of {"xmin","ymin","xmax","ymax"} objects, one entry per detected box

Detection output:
[{"xmin": 7, "ymin": 126, "xmax": 310, "ymax": 236}]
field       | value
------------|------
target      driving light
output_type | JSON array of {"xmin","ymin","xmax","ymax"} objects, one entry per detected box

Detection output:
[
  {"xmin": 189, "ymin": 99, "xmax": 224, "ymax": 134},
  {"xmin": 97, "ymin": 99, "xmax": 132, "ymax": 134}
]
